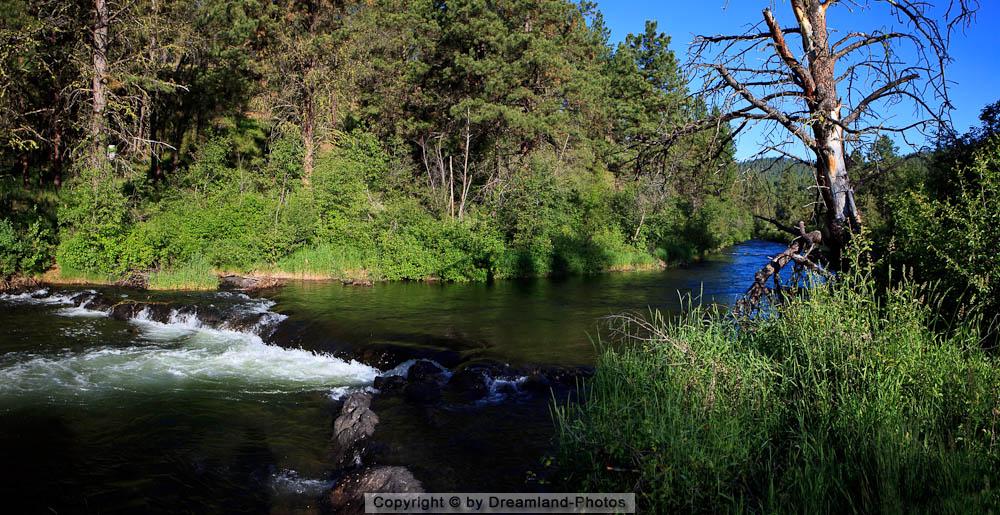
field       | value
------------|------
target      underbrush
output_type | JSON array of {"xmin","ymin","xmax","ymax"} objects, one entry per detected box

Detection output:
[{"xmin": 555, "ymin": 269, "xmax": 1000, "ymax": 513}]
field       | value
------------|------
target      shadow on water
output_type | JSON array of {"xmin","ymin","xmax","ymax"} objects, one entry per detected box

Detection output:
[{"xmin": 0, "ymin": 240, "xmax": 786, "ymax": 512}]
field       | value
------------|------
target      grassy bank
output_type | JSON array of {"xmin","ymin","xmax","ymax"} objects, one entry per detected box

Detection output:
[
  {"xmin": 36, "ymin": 240, "xmax": 668, "ymax": 291},
  {"xmin": 555, "ymin": 270, "xmax": 1000, "ymax": 513}
]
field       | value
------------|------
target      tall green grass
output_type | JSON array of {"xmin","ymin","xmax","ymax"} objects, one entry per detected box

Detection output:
[
  {"xmin": 148, "ymin": 257, "xmax": 217, "ymax": 290},
  {"xmin": 555, "ymin": 269, "xmax": 1000, "ymax": 513},
  {"xmin": 272, "ymin": 244, "xmax": 372, "ymax": 280}
]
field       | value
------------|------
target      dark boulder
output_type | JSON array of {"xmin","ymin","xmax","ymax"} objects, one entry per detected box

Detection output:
[
  {"xmin": 406, "ymin": 360, "xmax": 447, "ymax": 383},
  {"xmin": 445, "ymin": 368, "xmax": 489, "ymax": 401},
  {"xmin": 455, "ymin": 358, "xmax": 519, "ymax": 378},
  {"xmin": 218, "ymin": 274, "xmax": 255, "ymax": 290},
  {"xmin": 172, "ymin": 305, "xmax": 223, "ymax": 328},
  {"xmin": 328, "ymin": 466, "xmax": 423, "ymax": 515},
  {"xmin": 373, "ymin": 375, "xmax": 407, "ymax": 395},
  {"xmin": 520, "ymin": 370, "xmax": 552, "ymax": 393},
  {"xmin": 331, "ymin": 392, "xmax": 379, "ymax": 467},
  {"xmin": 109, "ymin": 302, "xmax": 172, "ymax": 323},
  {"xmin": 224, "ymin": 312, "xmax": 268, "ymax": 333},
  {"xmin": 80, "ymin": 292, "xmax": 114, "ymax": 312}
]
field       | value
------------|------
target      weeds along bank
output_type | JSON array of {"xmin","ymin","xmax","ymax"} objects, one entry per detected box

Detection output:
[{"xmin": 555, "ymin": 262, "xmax": 1000, "ymax": 513}]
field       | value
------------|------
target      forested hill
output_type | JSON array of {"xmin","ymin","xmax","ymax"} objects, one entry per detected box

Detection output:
[{"xmin": 1, "ymin": 0, "xmax": 752, "ymax": 287}]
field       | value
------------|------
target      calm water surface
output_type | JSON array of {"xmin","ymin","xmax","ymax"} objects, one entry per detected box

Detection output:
[{"xmin": 0, "ymin": 240, "xmax": 784, "ymax": 513}]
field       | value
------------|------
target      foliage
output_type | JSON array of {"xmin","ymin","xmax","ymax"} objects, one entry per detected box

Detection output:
[
  {"xmin": 893, "ymin": 136, "xmax": 1000, "ymax": 311},
  {"xmin": 2, "ymin": 0, "xmax": 750, "ymax": 287},
  {"xmin": 556, "ymin": 265, "xmax": 1000, "ymax": 513},
  {"xmin": 55, "ymin": 171, "xmax": 132, "ymax": 277}
]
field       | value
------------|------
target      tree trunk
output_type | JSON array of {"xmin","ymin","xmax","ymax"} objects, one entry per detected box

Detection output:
[
  {"xmin": 20, "ymin": 155, "xmax": 29, "ymax": 188},
  {"xmin": 793, "ymin": 0, "xmax": 862, "ymax": 254},
  {"xmin": 813, "ymin": 109, "xmax": 861, "ymax": 249},
  {"xmin": 52, "ymin": 124, "xmax": 63, "ymax": 188},
  {"xmin": 91, "ymin": 0, "xmax": 109, "ymax": 170},
  {"xmin": 302, "ymin": 91, "xmax": 315, "ymax": 186}
]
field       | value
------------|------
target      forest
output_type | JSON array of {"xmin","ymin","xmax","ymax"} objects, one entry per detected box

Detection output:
[
  {"xmin": 1, "ymin": 0, "xmax": 752, "ymax": 288},
  {"xmin": 3, "ymin": 0, "xmax": 1000, "ymax": 513}
]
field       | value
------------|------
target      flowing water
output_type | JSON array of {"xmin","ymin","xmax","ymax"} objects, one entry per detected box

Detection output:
[{"xmin": 0, "ymin": 240, "xmax": 785, "ymax": 513}]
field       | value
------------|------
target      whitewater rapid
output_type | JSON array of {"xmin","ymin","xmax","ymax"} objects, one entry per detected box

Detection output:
[{"xmin": 0, "ymin": 289, "xmax": 379, "ymax": 401}]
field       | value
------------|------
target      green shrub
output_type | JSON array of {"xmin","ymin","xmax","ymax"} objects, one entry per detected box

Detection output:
[
  {"xmin": 0, "ymin": 219, "xmax": 20, "ymax": 278},
  {"xmin": 556, "ymin": 267, "xmax": 1000, "ymax": 513},
  {"xmin": 893, "ymin": 137, "xmax": 1000, "ymax": 310},
  {"xmin": 0, "ymin": 217, "xmax": 53, "ymax": 278},
  {"xmin": 56, "ymin": 173, "xmax": 132, "ymax": 276}
]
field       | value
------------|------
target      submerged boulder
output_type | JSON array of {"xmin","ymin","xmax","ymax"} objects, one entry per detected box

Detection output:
[
  {"xmin": 328, "ymin": 466, "xmax": 424, "ymax": 515},
  {"xmin": 79, "ymin": 292, "xmax": 114, "ymax": 312}
]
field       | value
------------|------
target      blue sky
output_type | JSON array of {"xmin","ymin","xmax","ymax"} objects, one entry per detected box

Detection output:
[{"xmin": 597, "ymin": 1, "xmax": 1000, "ymax": 159}]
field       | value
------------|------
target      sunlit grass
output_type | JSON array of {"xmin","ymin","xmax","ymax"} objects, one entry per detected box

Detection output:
[
  {"xmin": 45, "ymin": 265, "xmax": 116, "ymax": 285},
  {"xmin": 604, "ymin": 247, "xmax": 662, "ymax": 272},
  {"xmin": 148, "ymin": 258, "xmax": 218, "ymax": 290},
  {"xmin": 555, "ymin": 269, "xmax": 1000, "ymax": 513},
  {"xmin": 272, "ymin": 244, "xmax": 372, "ymax": 281}
]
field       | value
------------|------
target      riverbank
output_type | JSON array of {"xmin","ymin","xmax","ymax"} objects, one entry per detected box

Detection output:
[
  {"xmin": 554, "ymin": 267, "xmax": 1000, "ymax": 512},
  {"xmin": 30, "ymin": 249, "xmax": 671, "ymax": 292}
]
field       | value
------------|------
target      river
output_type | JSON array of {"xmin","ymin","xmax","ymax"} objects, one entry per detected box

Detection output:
[{"xmin": 0, "ymin": 240, "xmax": 784, "ymax": 513}]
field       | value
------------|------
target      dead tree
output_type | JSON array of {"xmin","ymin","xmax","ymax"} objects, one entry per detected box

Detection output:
[{"xmin": 680, "ymin": 0, "xmax": 977, "ymax": 310}]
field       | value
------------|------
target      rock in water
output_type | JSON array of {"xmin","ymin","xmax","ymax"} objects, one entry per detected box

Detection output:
[
  {"xmin": 372, "ymin": 374, "xmax": 407, "ymax": 394},
  {"xmin": 108, "ymin": 301, "xmax": 172, "ymax": 323},
  {"xmin": 328, "ymin": 466, "xmax": 424, "ymax": 515},
  {"xmin": 406, "ymin": 359, "xmax": 447, "ymax": 382},
  {"xmin": 445, "ymin": 368, "xmax": 489, "ymax": 401},
  {"xmin": 331, "ymin": 393, "xmax": 379, "ymax": 467}
]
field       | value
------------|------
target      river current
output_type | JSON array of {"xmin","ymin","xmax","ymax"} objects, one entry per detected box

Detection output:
[{"xmin": 0, "ymin": 240, "xmax": 785, "ymax": 513}]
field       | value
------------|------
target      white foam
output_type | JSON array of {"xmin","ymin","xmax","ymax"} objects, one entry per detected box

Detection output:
[
  {"xmin": 0, "ymin": 288, "xmax": 85, "ymax": 305},
  {"xmin": 56, "ymin": 296, "xmax": 108, "ymax": 318},
  {"xmin": 269, "ymin": 469, "xmax": 334, "ymax": 496},
  {"xmin": 479, "ymin": 375, "xmax": 527, "ymax": 404},
  {"xmin": 0, "ymin": 319, "xmax": 379, "ymax": 400}
]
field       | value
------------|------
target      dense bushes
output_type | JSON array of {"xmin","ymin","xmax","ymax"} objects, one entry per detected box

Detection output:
[
  {"xmin": 893, "ymin": 136, "xmax": 1000, "ymax": 311},
  {"xmin": 556, "ymin": 266, "xmax": 1000, "ymax": 513},
  {"xmin": 42, "ymin": 127, "xmax": 748, "ymax": 287},
  {"xmin": 0, "ymin": 216, "xmax": 52, "ymax": 279}
]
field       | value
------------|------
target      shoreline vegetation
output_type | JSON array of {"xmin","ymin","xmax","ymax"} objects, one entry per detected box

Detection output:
[
  {"xmin": 32, "ymin": 246, "xmax": 672, "ymax": 291},
  {"xmin": 556, "ymin": 262, "xmax": 1000, "ymax": 513}
]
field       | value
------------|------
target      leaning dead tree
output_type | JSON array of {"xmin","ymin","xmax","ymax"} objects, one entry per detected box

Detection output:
[{"xmin": 678, "ymin": 0, "xmax": 977, "ymax": 313}]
